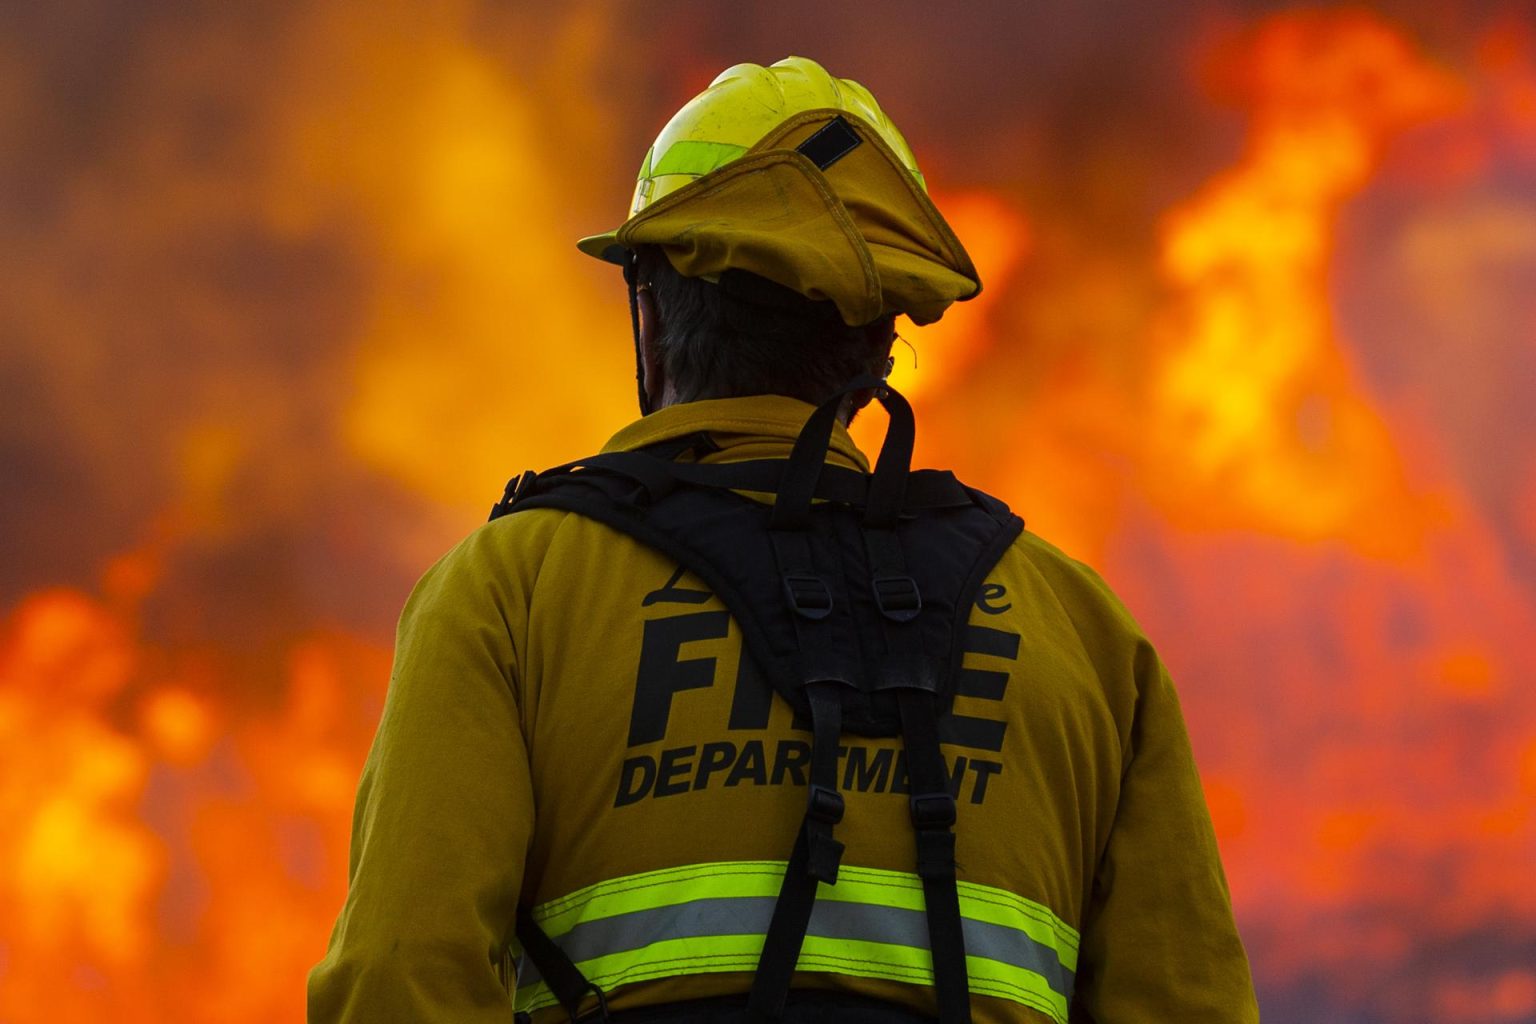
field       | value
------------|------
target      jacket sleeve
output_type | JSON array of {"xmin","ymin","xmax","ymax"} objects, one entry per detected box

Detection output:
[
  {"xmin": 1069, "ymin": 638, "xmax": 1258, "ymax": 1023},
  {"xmin": 307, "ymin": 526, "xmax": 536, "ymax": 1023}
]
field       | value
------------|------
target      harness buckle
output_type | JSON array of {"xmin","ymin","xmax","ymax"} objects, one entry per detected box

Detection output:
[
  {"xmin": 872, "ymin": 574, "xmax": 922, "ymax": 622},
  {"xmin": 572, "ymin": 982, "xmax": 611, "ymax": 1023},
  {"xmin": 806, "ymin": 783, "xmax": 846, "ymax": 825},
  {"xmin": 909, "ymin": 791, "xmax": 957, "ymax": 830},
  {"xmin": 783, "ymin": 573, "xmax": 834, "ymax": 620}
]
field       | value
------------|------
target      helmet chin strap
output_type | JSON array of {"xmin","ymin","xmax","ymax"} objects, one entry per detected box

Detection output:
[{"xmin": 624, "ymin": 251, "xmax": 654, "ymax": 417}]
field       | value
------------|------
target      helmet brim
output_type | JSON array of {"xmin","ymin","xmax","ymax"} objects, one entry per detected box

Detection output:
[{"xmin": 576, "ymin": 231, "xmax": 629, "ymax": 265}]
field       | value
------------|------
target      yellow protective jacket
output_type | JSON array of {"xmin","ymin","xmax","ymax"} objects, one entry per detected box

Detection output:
[{"xmin": 307, "ymin": 395, "xmax": 1257, "ymax": 1024}]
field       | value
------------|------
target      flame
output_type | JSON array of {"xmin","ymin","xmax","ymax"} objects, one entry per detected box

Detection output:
[
  {"xmin": 0, "ymin": 581, "xmax": 389, "ymax": 1021},
  {"xmin": 265, "ymin": 3, "xmax": 635, "ymax": 512},
  {"xmin": 139, "ymin": 687, "xmax": 218, "ymax": 766},
  {"xmin": 890, "ymin": 189, "xmax": 1030, "ymax": 401},
  {"xmin": 0, "ymin": 591, "xmax": 159, "ymax": 1016},
  {"xmin": 851, "ymin": 189, "xmax": 1029, "ymax": 461},
  {"xmin": 1478, "ymin": 17, "xmax": 1536, "ymax": 158},
  {"xmin": 1146, "ymin": 10, "xmax": 1463, "ymax": 557},
  {"xmin": 2, "ymin": 5, "xmax": 1535, "ymax": 1024},
  {"xmin": 1116, "ymin": 18, "xmax": 1536, "ymax": 1013}
]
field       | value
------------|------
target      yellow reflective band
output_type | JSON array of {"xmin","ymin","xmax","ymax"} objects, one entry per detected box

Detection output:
[
  {"xmin": 534, "ymin": 861, "xmax": 787, "ymax": 934},
  {"xmin": 643, "ymin": 140, "xmax": 750, "ymax": 182},
  {"xmin": 825, "ymin": 865, "xmax": 1081, "ymax": 972},
  {"xmin": 528, "ymin": 937, "xmax": 1067, "ymax": 1022},
  {"xmin": 514, "ymin": 861, "xmax": 1078, "ymax": 1024}
]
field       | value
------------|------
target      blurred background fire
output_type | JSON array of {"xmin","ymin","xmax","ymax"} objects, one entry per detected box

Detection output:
[{"xmin": 2, "ymin": 1, "xmax": 1533, "ymax": 1021}]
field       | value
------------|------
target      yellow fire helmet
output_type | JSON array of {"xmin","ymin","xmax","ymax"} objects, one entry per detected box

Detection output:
[{"xmin": 577, "ymin": 56, "xmax": 981, "ymax": 326}]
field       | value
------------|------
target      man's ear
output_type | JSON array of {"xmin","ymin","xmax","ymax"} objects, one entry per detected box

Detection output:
[
  {"xmin": 845, "ymin": 326, "xmax": 898, "ymax": 422},
  {"xmin": 637, "ymin": 286, "xmax": 666, "ymax": 410}
]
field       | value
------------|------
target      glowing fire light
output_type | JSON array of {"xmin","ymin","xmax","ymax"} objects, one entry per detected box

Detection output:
[
  {"xmin": 1, "ymin": 5, "xmax": 1533, "ymax": 1024},
  {"xmin": 1147, "ymin": 10, "xmax": 1463, "ymax": 557}
]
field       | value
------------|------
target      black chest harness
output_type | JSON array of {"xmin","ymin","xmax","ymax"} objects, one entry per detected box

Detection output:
[{"xmin": 491, "ymin": 380, "xmax": 1022, "ymax": 1024}]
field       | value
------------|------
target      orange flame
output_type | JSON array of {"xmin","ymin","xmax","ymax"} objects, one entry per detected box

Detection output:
[
  {"xmin": 257, "ymin": 3, "xmax": 637, "ymax": 513},
  {"xmin": 890, "ymin": 190, "xmax": 1031, "ymax": 402},
  {"xmin": 2, "ymin": 5, "xmax": 1535, "ymax": 1024},
  {"xmin": 0, "ymin": 590, "xmax": 159, "ymax": 1015},
  {"xmin": 1146, "ymin": 10, "xmax": 1463, "ymax": 557},
  {"xmin": 0, "ymin": 578, "xmax": 391, "ymax": 1020}
]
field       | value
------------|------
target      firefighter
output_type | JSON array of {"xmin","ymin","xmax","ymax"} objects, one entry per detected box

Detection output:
[{"xmin": 308, "ymin": 57, "xmax": 1258, "ymax": 1024}]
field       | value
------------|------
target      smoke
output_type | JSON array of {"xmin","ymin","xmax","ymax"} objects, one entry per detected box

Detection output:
[{"xmin": 1, "ymin": 3, "xmax": 1534, "ymax": 1022}]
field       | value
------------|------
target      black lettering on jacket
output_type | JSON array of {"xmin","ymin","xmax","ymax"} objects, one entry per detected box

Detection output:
[
  {"xmin": 968, "ymin": 759, "xmax": 1002, "ymax": 804},
  {"xmin": 727, "ymin": 654, "xmax": 773, "ymax": 731},
  {"xmin": 655, "ymin": 745, "xmax": 696, "ymax": 796},
  {"xmin": 615, "ymin": 741, "xmax": 1004, "ymax": 807},
  {"xmin": 614, "ymin": 756, "xmax": 655, "ymax": 807},
  {"xmin": 937, "ymin": 625, "xmax": 1020, "ymax": 753},
  {"xmin": 841, "ymin": 745, "xmax": 893, "ymax": 792},
  {"xmin": 695, "ymin": 741, "xmax": 736, "ymax": 789},
  {"xmin": 771, "ymin": 740, "xmax": 809, "ymax": 785},
  {"xmin": 643, "ymin": 565, "xmax": 713, "ymax": 607},
  {"xmin": 628, "ymin": 612, "xmax": 730, "ymax": 746},
  {"xmin": 976, "ymin": 583, "xmax": 1012, "ymax": 615},
  {"xmin": 725, "ymin": 741, "xmax": 768, "ymax": 786},
  {"xmin": 615, "ymin": 604, "xmax": 1021, "ymax": 806}
]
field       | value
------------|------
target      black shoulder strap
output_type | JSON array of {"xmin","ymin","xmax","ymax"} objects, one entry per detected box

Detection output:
[
  {"xmin": 497, "ymin": 379, "xmax": 1001, "ymax": 1024},
  {"xmin": 748, "ymin": 380, "xmax": 971, "ymax": 1023},
  {"xmin": 513, "ymin": 907, "xmax": 610, "ymax": 1022},
  {"xmin": 751, "ymin": 376, "xmax": 890, "ymax": 1022},
  {"xmin": 859, "ymin": 420, "xmax": 971, "ymax": 1024},
  {"xmin": 897, "ymin": 689, "xmax": 970, "ymax": 1024}
]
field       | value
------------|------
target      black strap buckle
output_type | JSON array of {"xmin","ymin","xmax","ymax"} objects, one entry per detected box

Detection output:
[
  {"xmin": 910, "ymin": 791, "xmax": 957, "ymax": 830},
  {"xmin": 572, "ymin": 982, "xmax": 611, "ymax": 1023},
  {"xmin": 783, "ymin": 573, "xmax": 833, "ymax": 619},
  {"xmin": 807, "ymin": 783, "xmax": 846, "ymax": 825},
  {"xmin": 872, "ymin": 574, "xmax": 922, "ymax": 622}
]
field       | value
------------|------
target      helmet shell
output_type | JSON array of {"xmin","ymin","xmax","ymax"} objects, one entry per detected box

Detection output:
[
  {"xmin": 580, "ymin": 57, "xmax": 927, "ymax": 261},
  {"xmin": 628, "ymin": 58, "xmax": 926, "ymax": 219},
  {"xmin": 578, "ymin": 56, "xmax": 979, "ymax": 325}
]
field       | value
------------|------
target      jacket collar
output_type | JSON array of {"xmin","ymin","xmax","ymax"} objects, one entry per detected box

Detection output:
[{"xmin": 600, "ymin": 395, "xmax": 871, "ymax": 472}]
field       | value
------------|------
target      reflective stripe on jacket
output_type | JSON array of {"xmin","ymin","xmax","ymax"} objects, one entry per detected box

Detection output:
[{"xmin": 515, "ymin": 860, "xmax": 1078, "ymax": 1022}]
